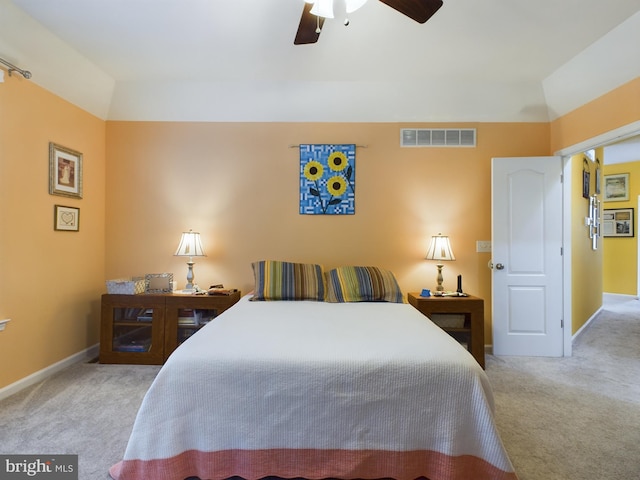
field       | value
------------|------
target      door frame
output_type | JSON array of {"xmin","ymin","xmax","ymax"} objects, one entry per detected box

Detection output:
[{"xmin": 554, "ymin": 119, "xmax": 640, "ymax": 356}]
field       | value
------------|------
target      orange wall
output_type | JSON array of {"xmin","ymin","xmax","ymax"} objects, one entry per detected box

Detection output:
[
  {"xmin": 105, "ymin": 121, "xmax": 550, "ymax": 341},
  {"xmin": 550, "ymin": 77, "xmax": 640, "ymax": 153},
  {"xmin": 0, "ymin": 77, "xmax": 106, "ymax": 389},
  {"xmin": 3, "ymin": 72, "xmax": 639, "ymax": 391}
]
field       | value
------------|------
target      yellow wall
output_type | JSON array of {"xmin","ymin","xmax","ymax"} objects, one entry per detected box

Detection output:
[
  {"xmin": 602, "ymin": 160, "xmax": 640, "ymax": 295},
  {"xmin": 0, "ymin": 77, "xmax": 106, "ymax": 388},
  {"xmin": 570, "ymin": 151, "xmax": 604, "ymax": 334}
]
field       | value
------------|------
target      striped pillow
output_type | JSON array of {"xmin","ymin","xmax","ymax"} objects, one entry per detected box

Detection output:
[
  {"xmin": 325, "ymin": 266, "xmax": 404, "ymax": 303},
  {"xmin": 251, "ymin": 260, "xmax": 325, "ymax": 301}
]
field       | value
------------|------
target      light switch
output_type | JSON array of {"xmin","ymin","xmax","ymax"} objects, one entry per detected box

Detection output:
[{"xmin": 476, "ymin": 241, "xmax": 492, "ymax": 253}]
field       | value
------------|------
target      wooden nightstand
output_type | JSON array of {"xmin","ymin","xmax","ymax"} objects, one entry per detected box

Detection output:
[
  {"xmin": 100, "ymin": 291, "xmax": 241, "ymax": 364},
  {"xmin": 163, "ymin": 292, "xmax": 241, "ymax": 359},
  {"xmin": 408, "ymin": 292, "xmax": 485, "ymax": 368}
]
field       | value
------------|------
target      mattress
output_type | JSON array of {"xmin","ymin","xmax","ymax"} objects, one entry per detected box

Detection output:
[{"xmin": 110, "ymin": 295, "xmax": 517, "ymax": 480}]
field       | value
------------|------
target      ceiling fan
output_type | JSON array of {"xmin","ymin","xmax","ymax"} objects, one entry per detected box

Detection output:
[{"xmin": 294, "ymin": 0, "xmax": 444, "ymax": 45}]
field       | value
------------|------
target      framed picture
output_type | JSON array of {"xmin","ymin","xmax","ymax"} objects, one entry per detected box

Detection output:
[
  {"xmin": 54, "ymin": 205, "xmax": 80, "ymax": 231},
  {"xmin": 299, "ymin": 144, "xmax": 356, "ymax": 215},
  {"xmin": 603, "ymin": 208, "xmax": 634, "ymax": 237},
  {"xmin": 145, "ymin": 273, "xmax": 174, "ymax": 293},
  {"xmin": 603, "ymin": 173, "xmax": 629, "ymax": 202},
  {"xmin": 49, "ymin": 142, "xmax": 83, "ymax": 198},
  {"xmin": 582, "ymin": 158, "xmax": 590, "ymax": 199}
]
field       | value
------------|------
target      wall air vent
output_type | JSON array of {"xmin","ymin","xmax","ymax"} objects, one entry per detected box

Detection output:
[{"xmin": 400, "ymin": 128, "xmax": 476, "ymax": 147}]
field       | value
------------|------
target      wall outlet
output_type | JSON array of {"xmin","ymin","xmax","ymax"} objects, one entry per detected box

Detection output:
[{"xmin": 476, "ymin": 240, "xmax": 492, "ymax": 253}]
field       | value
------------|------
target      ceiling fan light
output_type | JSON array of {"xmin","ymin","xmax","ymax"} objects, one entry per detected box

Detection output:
[
  {"xmin": 345, "ymin": 0, "xmax": 368, "ymax": 13},
  {"xmin": 310, "ymin": 0, "xmax": 335, "ymax": 18}
]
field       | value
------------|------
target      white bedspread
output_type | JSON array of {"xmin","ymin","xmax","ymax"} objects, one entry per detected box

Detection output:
[{"xmin": 111, "ymin": 295, "xmax": 517, "ymax": 480}]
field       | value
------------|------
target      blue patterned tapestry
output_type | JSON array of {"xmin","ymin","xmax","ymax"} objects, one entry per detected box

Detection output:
[{"xmin": 300, "ymin": 144, "xmax": 356, "ymax": 215}]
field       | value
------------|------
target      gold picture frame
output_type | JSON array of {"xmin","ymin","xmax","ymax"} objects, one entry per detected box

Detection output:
[
  {"xmin": 49, "ymin": 142, "xmax": 83, "ymax": 198},
  {"xmin": 54, "ymin": 205, "xmax": 80, "ymax": 231},
  {"xmin": 603, "ymin": 173, "xmax": 629, "ymax": 202}
]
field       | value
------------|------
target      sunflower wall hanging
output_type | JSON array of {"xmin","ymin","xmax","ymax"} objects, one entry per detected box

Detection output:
[{"xmin": 300, "ymin": 144, "xmax": 355, "ymax": 215}]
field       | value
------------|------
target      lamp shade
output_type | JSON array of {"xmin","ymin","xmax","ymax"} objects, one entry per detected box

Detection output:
[
  {"xmin": 426, "ymin": 234, "xmax": 455, "ymax": 261},
  {"xmin": 174, "ymin": 230, "xmax": 206, "ymax": 257}
]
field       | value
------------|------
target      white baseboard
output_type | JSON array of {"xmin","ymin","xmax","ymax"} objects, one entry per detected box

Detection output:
[
  {"xmin": 0, "ymin": 344, "xmax": 99, "ymax": 402},
  {"xmin": 603, "ymin": 292, "xmax": 639, "ymax": 302},
  {"xmin": 573, "ymin": 293, "xmax": 639, "ymax": 341},
  {"xmin": 572, "ymin": 306, "xmax": 603, "ymax": 342}
]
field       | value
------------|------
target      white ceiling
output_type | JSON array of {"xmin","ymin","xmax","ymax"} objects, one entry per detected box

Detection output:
[
  {"xmin": 604, "ymin": 136, "xmax": 640, "ymax": 165},
  {"xmin": 1, "ymin": 0, "xmax": 640, "ymax": 127}
]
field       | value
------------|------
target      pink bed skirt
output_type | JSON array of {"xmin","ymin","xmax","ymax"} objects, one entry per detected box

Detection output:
[{"xmin": 110, "ymin": 448, "xmax": 518, "ymax": 480}]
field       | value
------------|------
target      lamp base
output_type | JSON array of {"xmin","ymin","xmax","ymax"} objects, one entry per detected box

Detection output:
[
  {"xmin": 184, "ymin": 260, "xmax": 195, "ymax": 293},
  {"xmin": 435, "ymin": 264, "xmax": 444, "ymax": 291}
]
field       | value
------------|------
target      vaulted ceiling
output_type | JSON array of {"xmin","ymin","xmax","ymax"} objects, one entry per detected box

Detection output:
[{"xmin": 2, "ymin": 0, "xmax": 640, "ymax": 124}]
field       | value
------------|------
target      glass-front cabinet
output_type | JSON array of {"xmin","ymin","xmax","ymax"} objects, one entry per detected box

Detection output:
[
  {"xmin": 100, "ymin": 291, "xmax": 241, "ymax": 365},
  {"xmin": 164, "ymin": 293, "xmax": 241, "ymax": 359},
  {"xmin": 100, "ymin": 294, "xmax": 165, "ymax": 364}
]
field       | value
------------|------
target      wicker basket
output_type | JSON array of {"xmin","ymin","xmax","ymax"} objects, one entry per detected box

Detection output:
[{"xmin": 106, "ymin": 277, "xmax": 145, "ymax": 295}]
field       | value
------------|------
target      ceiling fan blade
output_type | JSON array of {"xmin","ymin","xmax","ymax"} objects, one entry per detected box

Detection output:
[
  {"xmin": 294, "ymin": 2, "xmax": 326, "ymax": 45},
  {"xmin": 378, "ymin": 0, "xmax": 443, "ymax": 24}
]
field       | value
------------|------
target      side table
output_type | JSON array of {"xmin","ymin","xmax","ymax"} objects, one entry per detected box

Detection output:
[{"xmin": 407, "ymin": 292, "xmax": 485, "ymax": 368}]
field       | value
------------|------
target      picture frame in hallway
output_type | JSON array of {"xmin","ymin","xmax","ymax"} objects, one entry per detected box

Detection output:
[
  {"xmin": 54, "ymin": 205, "xmax": 80, "ymax": 231},
  {"xmin": 49, "ymin": 142, "xmax": 83, "ymax": 199},
  {"xmin": 582, "ymin": 158, "xmax": 590, "ymax": 199},
  {"xmin": 603, "ymin": 208, "xmax": 634, "ymax": 237},
  {"xmin": 603, "ymin": 173, "xmax": 629, "ymax": 202}
]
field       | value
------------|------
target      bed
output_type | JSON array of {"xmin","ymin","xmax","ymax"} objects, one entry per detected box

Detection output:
[{"xmin": 110, "ymin": 263, "xmax": 517, "ymax": 480}]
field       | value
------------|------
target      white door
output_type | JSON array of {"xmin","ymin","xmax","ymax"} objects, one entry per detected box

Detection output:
[{"xmin": 491, "ymin": 156, "xmax": 564, "ymax": 357}]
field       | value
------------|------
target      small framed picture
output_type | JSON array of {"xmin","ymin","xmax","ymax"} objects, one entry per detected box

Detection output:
[
  {"xmin": 49, "ymin": 142, "xmax": 83, "ymax": 198},
  {"xmin": 145, "ymin": 273, "xmax": 174, "ymax": 293},
  {"xmin": 603, "ymin": 208, "xmax": 634, "ymax": 237},
  {"xmin": 54, "ymin": 205, "xmax": 80, "ymax": 231},
  {"xmin": 582, "ymin": 158, "xmax": 590, "ymax": 199},
  {"xmin": 603, "ymin": 173, "xmax": 629, "ymax": 202}
]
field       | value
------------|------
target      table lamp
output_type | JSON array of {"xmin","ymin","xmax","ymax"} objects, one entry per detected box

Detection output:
[
  {"xmin": 425, "ymin": 233, "xmax": 455, "ymax": 291},
  {"xmin": 174, "ymin": 229, "xmax": 206, "ymax": 292}
]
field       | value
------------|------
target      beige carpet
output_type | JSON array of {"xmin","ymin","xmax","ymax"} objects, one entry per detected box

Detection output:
[
  {"xmin": 485, "ymin": 295, "xmax": 640, "ymax": 479},
  {"xmin": 0, "ymin": 296, "xmax": 638, "ymax": 479}
]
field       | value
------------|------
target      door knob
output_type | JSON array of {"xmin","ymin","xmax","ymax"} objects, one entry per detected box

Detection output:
[{"xmin": 495, "ymin": 263, "xmax": 505, "ymax": 270}]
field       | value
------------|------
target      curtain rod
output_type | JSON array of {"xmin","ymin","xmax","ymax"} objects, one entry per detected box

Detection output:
[
  {"xmin": 288, "ymin": 144, "xmax": 367, "ymax": 148},
  {"xmin": 0, "ymin": 57, "xmax": 32, "ymax": 79}
]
